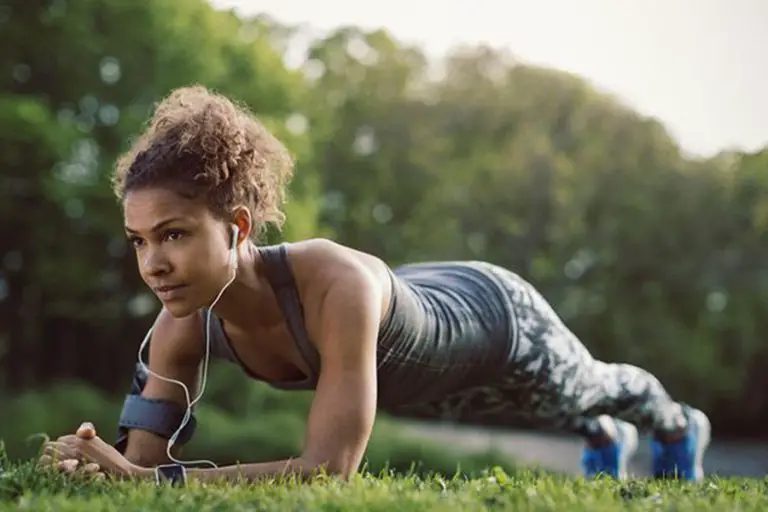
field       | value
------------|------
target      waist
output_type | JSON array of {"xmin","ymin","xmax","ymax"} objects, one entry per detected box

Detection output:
[{"xmin": 374, "ymin": 261, "xmax": 519, "ymax": 405}]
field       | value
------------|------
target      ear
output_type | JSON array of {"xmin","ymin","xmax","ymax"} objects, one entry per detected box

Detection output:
[{"xmin": 230, "ymin": 206, "xmax": 252, "ymax": 243}]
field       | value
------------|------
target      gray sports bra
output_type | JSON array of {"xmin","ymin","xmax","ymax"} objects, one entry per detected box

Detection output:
[
  {"xmin": 203, "ymin": 243, "xmax": 319, "ymax": 391},
  {"xmin": 203, "ymin": 243, "xmax": 519, "ymax": 409}
]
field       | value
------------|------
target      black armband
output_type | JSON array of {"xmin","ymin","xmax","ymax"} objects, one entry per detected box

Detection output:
[{"xmin": 113, "ymin": 363, "xmax": 197, "ymax": 453}]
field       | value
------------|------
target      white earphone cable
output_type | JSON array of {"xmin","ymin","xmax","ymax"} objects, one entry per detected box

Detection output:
[{"xmin": 136, "ymin": 225, "xmax": 240, "ymax": 469}]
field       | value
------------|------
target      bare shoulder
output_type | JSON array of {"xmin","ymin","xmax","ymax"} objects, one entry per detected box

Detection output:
[
  {"xmin": 149, "ymin": 307, "xmax": 205, "ymax": 364},
  {"xmin": 280, "ymin": 238, "xmax": 392, "ymax": 318},
  {"xmin": 285, "ymin": 238, "xmax": 388, "ymax": 284}
]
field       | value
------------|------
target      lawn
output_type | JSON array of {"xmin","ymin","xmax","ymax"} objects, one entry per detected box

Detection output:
[{"xmin": 1, "ymin": 456, "xmax": 766, "ymax": 511}]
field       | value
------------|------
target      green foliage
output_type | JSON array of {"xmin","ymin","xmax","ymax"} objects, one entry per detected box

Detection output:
[
  {"xmin": 2, "ymin": 0, "xmax": 768, "ymax": 455},
  {"xmin": 0, "ymin": 0, "xmax": 321, "ymax": 394},
  {"xmin": 299, "ymin": 28, "xmax": 768, "ymax": 434}
]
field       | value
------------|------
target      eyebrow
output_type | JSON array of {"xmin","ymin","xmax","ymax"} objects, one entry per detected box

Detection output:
[{"xmin": 124, "ymin": 217, "xmax": 185, "ymax": 234}]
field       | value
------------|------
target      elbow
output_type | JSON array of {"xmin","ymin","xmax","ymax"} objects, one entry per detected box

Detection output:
[
  {"xmin": 324, "ymin": 464, "xmax": 357, "ymax": 482},
  {"xmin": 303, "ymin": 454, "xmax": 360, "ymax": 481},
  {"xmin": 329, "ymin": 461, "xmax": 358, "ymax": 481}
]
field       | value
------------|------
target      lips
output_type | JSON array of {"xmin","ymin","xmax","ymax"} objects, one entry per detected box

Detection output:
[{"xmin": 153, "ymin": 284, "xmax": 188, "ymax": 301}]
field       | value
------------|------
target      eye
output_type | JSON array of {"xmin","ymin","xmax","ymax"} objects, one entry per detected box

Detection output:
[
  {"xmin": 163, "ymin": 229, "xmax": 186, "ymax": 242},
  {"xmin": 127, "ymin": 235, "xmax": 143, "ymax": 248}
]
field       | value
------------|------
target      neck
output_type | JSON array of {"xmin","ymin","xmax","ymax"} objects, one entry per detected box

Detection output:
[{"xmin": 208, "ymin": 241, "xmax": 281, "ymax": 330}]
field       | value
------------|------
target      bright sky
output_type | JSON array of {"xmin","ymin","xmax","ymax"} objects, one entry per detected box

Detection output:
[{"xmin": 210, "ymin": 0, "xmax": 767, "ymax": 157}]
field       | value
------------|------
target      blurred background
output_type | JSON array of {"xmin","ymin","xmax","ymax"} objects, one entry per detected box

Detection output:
[{"xmin": 1, "ymin": 0, "xmax": 767, "ymax": 477}]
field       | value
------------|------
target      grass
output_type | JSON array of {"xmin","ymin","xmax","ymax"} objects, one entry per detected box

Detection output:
[
  {"xmin": 2, "ymin": 455, "xmax": 767, "ymax": 511},
  {"xmin": 4, "ymin": 378, "xmax": 764, "ymax": 509}
]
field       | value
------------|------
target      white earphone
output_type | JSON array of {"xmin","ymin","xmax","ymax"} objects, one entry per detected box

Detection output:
[{"xmin": 137, "ymin": 223, "xmax": 240, "ymax": 469}]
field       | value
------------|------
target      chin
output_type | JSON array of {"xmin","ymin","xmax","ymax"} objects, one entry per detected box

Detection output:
[{"xmin": 161, "ymin": 297, "xmax": 203, "ymax": 319}]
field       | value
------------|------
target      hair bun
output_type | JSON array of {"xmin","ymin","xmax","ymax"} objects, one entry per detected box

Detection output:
[{"xmin": 112, "ymin": 85, "xmax": 294, "ymax": 236}]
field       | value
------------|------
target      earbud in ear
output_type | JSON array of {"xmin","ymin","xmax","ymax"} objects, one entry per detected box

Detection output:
[
  {"xmin": 229, "ymin": 224, "xmax": 240, "ymax": 267},
  {"xmin": 231, "ymin": 224, "xmax": 240, "ymax": 250}
]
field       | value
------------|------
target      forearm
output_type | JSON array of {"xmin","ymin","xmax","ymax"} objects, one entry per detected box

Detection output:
[
  {"xmin": 123, "ymin": 429, "xmax": 179, "ymax": 467},
  {"xmin": 131, "ymin": 456, "xmax": 337, "ymax": 484}
]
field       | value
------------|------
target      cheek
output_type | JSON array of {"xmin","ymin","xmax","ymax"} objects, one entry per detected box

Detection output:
[
  {"xmin": 180, "ymin": 239, "xmax": 230, "ymax": 278},
  {"xmin": 175, "ymin": 244, "xmax": 213, "ymax": 275}
]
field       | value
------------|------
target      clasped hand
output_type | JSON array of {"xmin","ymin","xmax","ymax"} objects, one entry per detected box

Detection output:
[{"xmin": 38, "ymin": 422, "xmax": 136, "ymax": 480}]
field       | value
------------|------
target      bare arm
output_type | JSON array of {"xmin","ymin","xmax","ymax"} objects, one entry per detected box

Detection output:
[
  {"xmin": 300, "ymin": 266, "xmax": 381, "ymax": 477},
  {"xmin": 123, "ymin": 308, "xmax": 204, "ymax": 468},
  {"xmin": 130, "ymin": 262, "xmax": 382, "ymax": 483}
]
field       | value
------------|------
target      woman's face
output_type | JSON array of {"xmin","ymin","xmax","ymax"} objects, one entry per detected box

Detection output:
[{"xmin": 123, "ymin": 187, "xmax": 235, "ymax": 318}]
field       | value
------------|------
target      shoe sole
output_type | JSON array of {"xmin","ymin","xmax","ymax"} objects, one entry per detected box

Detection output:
[
  {"xmin": 689, "ymin": 408, "xmax": 712, "ymax": 482},
  {"xmin": 615, "ymin": 419, "xmax": 639, "ymax": 480}
]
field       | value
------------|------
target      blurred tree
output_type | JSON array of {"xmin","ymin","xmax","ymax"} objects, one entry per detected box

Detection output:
[
  {"xmin": 300, "ymin": 29, "xmax": 768, "ymax": 435},
  {"xmin": 0, "ymin": 0, "xmax": 321, "ymax": 392},
  {"xmin": 0, "ymin": 3, "xmax": 766, "ymax": 437}
]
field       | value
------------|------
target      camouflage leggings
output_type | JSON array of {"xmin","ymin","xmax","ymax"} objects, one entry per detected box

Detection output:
[{"xmin": 393, "ymin": 265, "xmax": 688, "ymax": 439}]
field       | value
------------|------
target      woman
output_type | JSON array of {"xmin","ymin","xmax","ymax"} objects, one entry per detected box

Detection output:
[{"xmin": 38, "ymin": 85, "xmax": 710, "ymax": 485}]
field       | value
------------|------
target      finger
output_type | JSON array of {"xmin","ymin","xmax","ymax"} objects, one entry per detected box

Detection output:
[
  {"xmin": 38, "ymin": 454, "xmax": 53, "ymax": 467},
  {"xmin": 47, "ymin": 434, "xmax": 79, "ymax": 446},
  {"xmin": 41, "ymin": 441, "xmax": 56, "ymax": 457},
  {"xmin": 40, "ymin": 443, "xmax": 56, "ymax": 458},
  {"xmin": 42, "ymin": 446, "xmax": 64, "ymax": 463},
  {"xmin": 76, "ymin": 422, "xmax": 96, "ymax": 439},
  {"xmin": 43, "ymin": 442, "xmax": 81, "ymax": 461},
  {"xmin": 43, "ymin": 441, "xmax": 74, "ymax": 455},
  {"xmin": 56, "ymin": 459, "xmax": 79, "ymax": 473},
  {"xmin": 83, "ymin": 463, "xmax": 101, "ymax": 474},
  {"xmin": 91, "ymin": 472, "xmax": 106, "ymax": 481}
]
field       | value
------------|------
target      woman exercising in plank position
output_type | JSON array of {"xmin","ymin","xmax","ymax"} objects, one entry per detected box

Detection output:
[{"xmin": 38, "ymin": 85, "xmax": 710, "ymax": 485}]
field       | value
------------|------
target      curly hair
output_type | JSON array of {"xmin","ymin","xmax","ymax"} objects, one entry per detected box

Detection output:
[{"xmin": 112, "ymin": 85, "xmax": 294, "ymax": 235}]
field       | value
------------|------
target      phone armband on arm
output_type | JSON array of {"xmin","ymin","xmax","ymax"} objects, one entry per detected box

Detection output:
[{"xmin": 113, "ymin": 363, "xmax": 197, "ymax": 453}]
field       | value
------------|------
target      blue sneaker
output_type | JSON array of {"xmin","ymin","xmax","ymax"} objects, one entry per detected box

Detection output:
[
  {"xmin": 650, "ymin": 406, "xmax": 711, "ymax": 482},
  {"xmin": 581, "ymin": 416, "xmax": 638, "ymax": 480}
]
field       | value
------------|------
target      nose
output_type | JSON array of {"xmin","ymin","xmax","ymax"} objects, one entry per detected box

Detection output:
[{"xmin": 141, "ymin": 245, "xmax": 171, "ymax": 277}]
